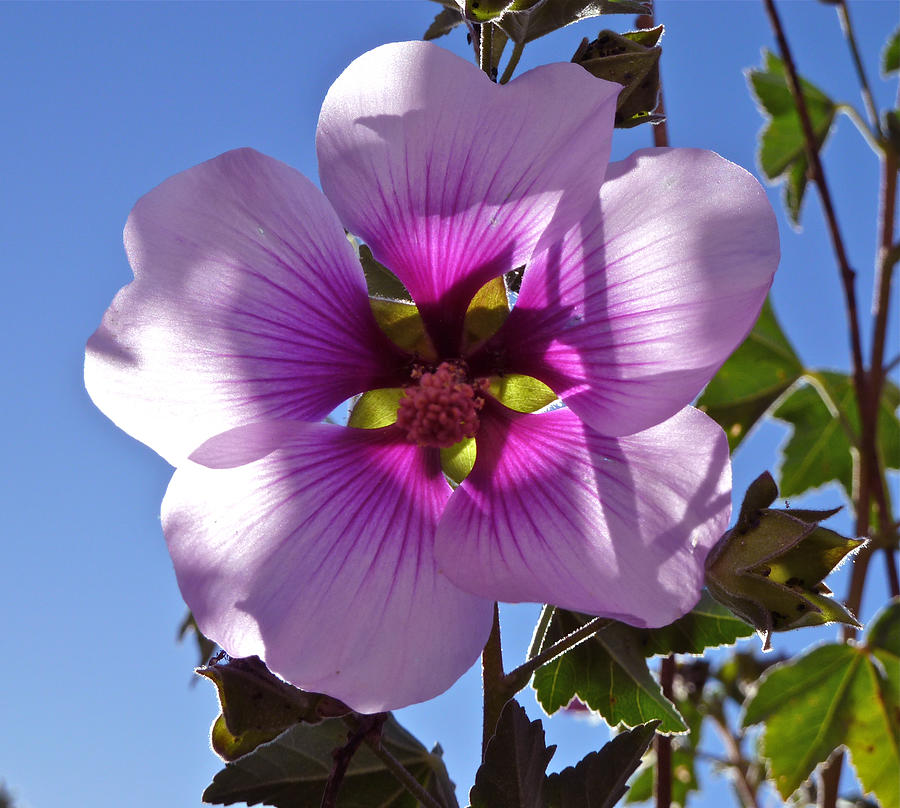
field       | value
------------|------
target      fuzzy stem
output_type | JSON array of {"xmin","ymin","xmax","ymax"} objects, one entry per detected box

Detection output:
[
  {"xmin": 499, "ymin": 39, "xmax": 524, "ymax": 85},
  {"xmin": 835, "ymin": 0, "xmax": 881, "ymax": 133},
  {"xmin": 654, "ymin": 656, "xmax": 675, "ymax": 808}
]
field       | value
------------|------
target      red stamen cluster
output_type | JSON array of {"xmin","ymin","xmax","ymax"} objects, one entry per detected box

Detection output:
[{"xmin": 396, "ymin": 361, "xmax": 488, "ymax": 448}]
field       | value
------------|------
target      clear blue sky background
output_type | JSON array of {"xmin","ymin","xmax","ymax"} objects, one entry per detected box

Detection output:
[{"xmin": 1, "ymin": 1, "xmax": 897, "ymax": 807}]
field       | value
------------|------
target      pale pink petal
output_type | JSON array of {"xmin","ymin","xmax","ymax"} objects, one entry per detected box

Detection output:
[
  {"xmin": 435, "ymin": 405, "xmax": 731, "ymax": 627},
  {"xmin": 85, "ymin": 148, "xmax": 405, "ymax": 467},
  {"xmin": 163, "ymin": 421, "xmax": 494, "ymax": 712},
  {"xmin": 485, "ymin": 148, "xmax": 779, "ymax": 437},
  {"xmin": 317, "ymin": 41, "xmax": 619, "ymax": 348}
]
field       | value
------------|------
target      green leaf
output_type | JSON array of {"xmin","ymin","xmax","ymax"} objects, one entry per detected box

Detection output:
[
  {"xmin": 359, "ymin": 244, "xmax": 411, "ymax": 302},
  {"xmin": 884, "ymin": 28, "xmax": 900, "ymax": 76},
  {"xmin": 348, "ymin": 388, "xmax": 403, "ymax": 429},
  {"xmin": 498, "ymin": 0, "xmax": 650, "ymax": 45},
  {"xmin": 635, "ymin": 591, "xmax": 754, "ymax": 657},
  {"xmin": 532, "ymin": 611, "xmax": 687, "ymax": 733},
  {"xmin": 626, "ymin": 692, "xmax": 704, "ymax": 808},
  {"xmin": 698, "ymin": 297, "xmax": 804, "ymax": 451},
  {"xmin": 197, "ymin": 655, "xmax": 349, "ymax": 762},
  {"xmin": 463, "ymin": 276, "xmax": 510, "ymax": 350},
  {"xmin": 773, "ymin": 371, "xmax": 900, "ymax": 499},
  {"xmin": 743, "ymin": 626, "xmax": 900, "ymax": 807},
  {"xmin": 369, "ymin": 298, "xmax": 435, "ymax": 357},
  {"xmin": 469, "ymin": 700, "xmax": 555, "ymax": 808},
  {"xmin": 545, "ymin": 722, "xmax": 658, "ymax": 808},
  {"xmin": 748, "ymin": 50, "xmax": 837, "ymax": 224},
  {"xmin": 440, "ymin": 436, "xmax": 477, "ymax": 485},
  {"xmin": 425, "ymin": 5, "xmax": 465, "ymax": 40},
  {"xmin": 489, "ymin": 374, "xmax": 557, "ymax": 413},
  {"xmin": 204, "ymin": 714, "xmax": 459, "ymax": 808}
]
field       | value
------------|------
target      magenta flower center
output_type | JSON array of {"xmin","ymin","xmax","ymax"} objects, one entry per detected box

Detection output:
[{"xmin": 396, "ymin": 361, "xmax": 489, "ymax": 448}]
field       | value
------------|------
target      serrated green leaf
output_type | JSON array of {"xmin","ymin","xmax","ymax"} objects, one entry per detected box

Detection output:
[
  {"xmin": 532, "ymin": 612, "xmax": 687, "ymax": 733},
  {"xmin": 698, "ymin": 297, "xmax": 804, "ymax": 451},
  {"xmin": 625, "ymin": 697, "xmax": 702, "ymax": 808},
  {"xmin": 498, "ymin": 0, "xmax": 650, "ymax": 45},
  {"xmin": 197, "ymin": 655, "xmax": 349, "ymax": 762},
  {"xmin": 204, "ymin": 715, "xmax": 459, "ymax": 808},
  {"xmin": 636, "ymin": 591, "xmax": 754, "ymax": 657},
  {"xmin": 773, "ymin": 371, "xmax": 900, "ymax": 499},
  {"xmin": 748, "ymin": 50, "xmax": 836, "ymax": 222},
  {"xmin": 743, "ymin": 636, "xmax": 900, "ymax": 807},
  {"xmin": 884, "ymin": 28, "xmax": 900, "ymax": 75},
  {"xmin": 546, "ymin": 722, "xmax": 658, "ymax": 808},
  {"xmin": 469, "ymin": 700, "xmax": 554, "ymax": 808},
  {"xmin": 868, "ymin": 599, "xmax": 900, "ymax": 658}
]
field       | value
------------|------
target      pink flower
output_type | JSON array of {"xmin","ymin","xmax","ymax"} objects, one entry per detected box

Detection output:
[{"xmin": 85, "ymin": 42, "xmax": 778, "ymax": 712}]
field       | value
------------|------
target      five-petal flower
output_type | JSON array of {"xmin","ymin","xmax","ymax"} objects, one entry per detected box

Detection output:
[{"xmin": 85, "ymin": 41, "xmax": 779, "ymax": 712}]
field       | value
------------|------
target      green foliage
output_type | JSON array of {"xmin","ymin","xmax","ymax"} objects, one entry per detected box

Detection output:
[
  {"xmin": 883, "ymin": 28, "xmax": 900, "ymax": 76},
  {"xmin": 572, "ymin": 27, "xmax": 664, "ymax": 128},
  {"xmin": 348, "ymin": 388, "xmax": 403, "ymax": 429},
  {"xmin": 545, "ymin": 722, "xmax": 658, "ymax": 808},
  {"xmin": 470, "ymin": 700, "xmax": 657, "ymax": 808},
  {"xmin": 698, "ymin": 297, "xmax": 804, "ymax": 451},
  {"xmin": 748, "ymin": 50, "xmax": 837, "ymax": 224},
  {"xmin": 532, "ymin": 596, "xmax": 752, "ymax": 733},
  {"xmin": 773, "ymin": 372, "xmax": 900, "ymax": 499},
  {"xmin": 204, "ymin": 714, "xmax": 459, "ymax": 808},
  {"xmin": 626, "ymin": 686, "xmax": 704, "ymax": 808},
  {"xmin": 705, "ymin": 473, "xmax": 862, "ymax": 644},
  {"xmin": 743, "ymin": 600, "xmax": 900, "ymax": 807},
  {"xmin": 470, "ymin": 700, "xmax": 554, "ymax": 808},
  {"xmin": 489, "ymin": 374, "xmax": 558, "ymax": 413},
  {"xmin": 425, "ymin": 4, "xmax": 465, "ymax": 39},
  {"xmin": 497, "ymin": 0, "xmax": 651, "ymax": 46},
  {"xmin": 463, "ymin": 276, "xmax": 510, "ymax": 350},
  {"xmin": 359, "ymin": 243, "xmax": 412, "ymax": 302},
  {"xmin": 197, "ymin": 655, "xmax": 349, "ymax": 762}
]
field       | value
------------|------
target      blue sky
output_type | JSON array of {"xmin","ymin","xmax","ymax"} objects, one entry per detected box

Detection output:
[{"xmin": 1, "ymin": 1, "xmax": 897, "ymax": 806}]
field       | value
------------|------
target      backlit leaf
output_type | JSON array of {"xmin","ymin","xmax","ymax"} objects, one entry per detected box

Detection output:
[
  {"xmin": 773, "ymin": 372, "xmax": 900, "ymax": 499},
  {"xmin": 698, "ymin": 297, "xmax": 804, "ymax": 451},
  {"xmin": 884, "ymin": 28, "xmax": 900, "ymax": 75},
  {"xmin": 498, "ymin": 0, "xmax": 650, "ymax": 45},
  {"xmin": 204, "ymin": 714, "xmax": 459, "ymax": 808},
  {"xmin": 546, "ymin": 722, "xmax": 658, "ymax": 808},
  {"xmin": 532, "ymin": 611, "xmax": 687, "ymax": 733},
  {"xmin": 469, "ymin": 700, "xmax": 554, "ymax": 808},
  {"xmin": 748, "ymin": 50, "xmax": 837, "ymax": 224},
  {"xmin": 743, "ymin": 606, "xmax": 900, "ymax": 807}
]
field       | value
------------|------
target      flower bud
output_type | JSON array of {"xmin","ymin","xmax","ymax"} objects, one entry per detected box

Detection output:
[
  {"xmin": 705, "ymin": 472, "xmax": 864, "ymax": 649},
  {"xmin": 572, "ymin": 26, "xmax": 664, "ymax": 128},
  {"xmin": 464, "ymin": 0, "xmax": 545, "ymax": 23}
]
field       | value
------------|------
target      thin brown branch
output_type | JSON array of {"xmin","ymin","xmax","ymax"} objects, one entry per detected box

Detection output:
[
  {"xmin": 709, "ymin": 710, "xmax": 761, "ymax": 808},
  {"xmin": 654, "ymin": 656, "xmax": 675, "ymax": 808},
  {"xmin": 323, "ymin": 714, "xmax": 386, "ymax": 808}
]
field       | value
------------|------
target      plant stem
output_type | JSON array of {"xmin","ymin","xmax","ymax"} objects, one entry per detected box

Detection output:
[
  {"xmin": 479, "ymin": 22, "xmax": 494, "ymax": 79},
  {"xmin": 835, "ymin": 0, "xmax": 881, "ymax": 134},
  {"xmin": 499, "ymin": 39, "xmax": 524, "ymax": 84},
  {"xmin": 526, "ymin": 604, "xmax": 554, "ymax": 660},
  {"xmin": 837, "ymin": 103, "xmax": 881, "ymax": 153},
  {"xmin": 708, "ymin": 710, "xmax": 761, "ymax": 808},
  {"xmin": 481, "ymin": 603, "xmax": 506, "ymax": 758},
  {"xmin": 323, "ymin": 714, "xmax": 386, "ymax": 808},
  {"xmin": 654, "ymin": 656, "xmax": 675, "ymax": 808},
  {"xmin": 637, "ymin": 13, "xmax": 669, "ymax": 147}
]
